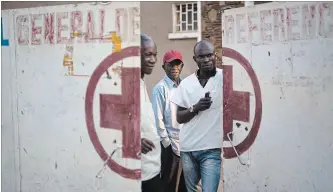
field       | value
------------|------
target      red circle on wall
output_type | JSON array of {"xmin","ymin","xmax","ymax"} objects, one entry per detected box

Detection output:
[
  {"xmin": 85, "ymin": 46, "xmax": 141, "ymax": 180},
  {"xmin": 222, "ymin": 47, "xmax": 263, "ymax": 159}
]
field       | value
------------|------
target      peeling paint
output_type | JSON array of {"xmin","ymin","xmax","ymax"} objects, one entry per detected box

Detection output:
[
  {"xmin": 222, "ymin": 2, "xmax": 333, "ymax": 192},
  {"xmin": 2, "ymin": 2, "xmax": 141, "ymax": 192}
]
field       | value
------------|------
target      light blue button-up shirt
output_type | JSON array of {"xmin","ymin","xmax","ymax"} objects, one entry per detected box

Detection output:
[{"xmin": 152, "ymin": 75, "xmax": 182, "ymax": 156}]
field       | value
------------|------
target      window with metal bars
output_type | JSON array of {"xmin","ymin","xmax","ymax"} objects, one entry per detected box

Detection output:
[{"xmin": 173, "ymin": 2, "xmax": 198, "ymax": 32}]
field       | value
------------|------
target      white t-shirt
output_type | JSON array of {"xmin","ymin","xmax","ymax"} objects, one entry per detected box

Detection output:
[
  {"xmin": 170, "ymin": 68, "xmax": 223, "ymax": 152},
  {"xmin": 140, "ymin": 79, "xmax": 161, "ymax": 181}
]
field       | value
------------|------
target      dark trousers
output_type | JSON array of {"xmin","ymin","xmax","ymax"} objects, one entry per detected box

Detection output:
[
  {"xmin": 161, "ymin": 144, "xmax": 187, "ymax": 192},
  {"xmin": 142, "ymin": 173, "xmax": 164, "ymax": 192}
]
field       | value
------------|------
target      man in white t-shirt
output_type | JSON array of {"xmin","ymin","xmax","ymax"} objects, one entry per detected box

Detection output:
[
  {"xmin": 140, "ymin": 33, "xmax": 164, "ymax": 192},
  {"xmin": 170, "ymin": 40, "xmax": 223, "ymax": 192}
]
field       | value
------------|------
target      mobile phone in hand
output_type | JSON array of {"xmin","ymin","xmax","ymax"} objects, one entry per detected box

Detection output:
[{"xmin": 205, "ymin": 92, "xmax": 210, "ymax": 98}]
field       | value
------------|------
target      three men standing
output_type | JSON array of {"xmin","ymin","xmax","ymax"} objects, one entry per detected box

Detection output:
[
  {"xmin": 140, "ymin": 35, "xmax": 222, "ymax": 192},
  {"xmin": 152, "ymin": 50, "xmax": 187, "ymax": 192}
]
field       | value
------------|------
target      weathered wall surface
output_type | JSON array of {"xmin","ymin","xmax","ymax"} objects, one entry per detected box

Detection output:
[
  {"xmin": 201, "ymin": 1, "xmax": 244, "ymax": 68},
  {"xmin": 2, "ymin": 9, "xmax": 19, "ymax": 192},
  {"xmin": 1, "ymin": 1, "xmax": 92, "ymax": 10},
  {"xmin": 1, "ymin": 2, "xmax": 141, "ymax": 191},
  {"xmin": 221, "ymin": 2, "xmax": 333, "ymax": 191}
]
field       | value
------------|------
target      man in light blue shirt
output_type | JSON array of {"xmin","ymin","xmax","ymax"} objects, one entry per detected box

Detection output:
[{"xmin": 152, "ymin": 50, "xmax": 187, "ymax": 192}]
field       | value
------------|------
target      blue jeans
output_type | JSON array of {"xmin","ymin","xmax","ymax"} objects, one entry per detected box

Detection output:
[{"xmin": 180, "ymin": 148, "xmax": 222, "ymax": 192}]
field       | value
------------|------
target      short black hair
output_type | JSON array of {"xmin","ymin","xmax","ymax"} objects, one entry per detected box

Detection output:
[
  {"xmin": 193, "ymin": 40, "xmax": 214, "ymax": 55},
  {"xmin": 141, "ymin": 33, "xmax": 153, "ymax": 45},
  {"xmin": 193, "ymin": 41, "xmax": 200, "ymax": 54}
]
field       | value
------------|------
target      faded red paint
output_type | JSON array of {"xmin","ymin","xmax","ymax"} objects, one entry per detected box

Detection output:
[
  {"xmin": 44, "ymin": 13, "xmax": 55, "ymax": 44},
  {"xmin": 225, "ymin": 2, "xmax": 331, "ymax": 45},
  {"xmin": 319, "ymin": 3, "xmax": 333, "ymax": 37},
  {"xmin": 273, "ymin": 8, "xmax": 285, "ymax": 41},
  {"xmin": 286, "ymin": 8, "xmax": 291, "ymax": 40},
  {"xmin": 221, "ymin": 47, "xmax": 262, "ymax": 159},
  {"xmin": 260, "ymin": 10, "xmax": 272, "ymax": 42},
  {"xmin": 16, "ymin": 8, "xmax": 133, "ymax": 45},
  {"xmin": 17, "ymin": 15, "xmax": 29, "ymax": 45},
  {"xmin": 71, "ymin": 11, "xmax": 83, "ymax": 43},
  {"xmin": 57, "ymin": 12, "xmax": 69, "ymax": 44},
  {"xmin": 116, "ymin": 8, "xmax": 128, "ymax": 42},
  {"xmin": 85, "ymin": 46, "xmax": 141, "ymax": 180},
  {"xmin": 130, "ymin": 7, "xmax": 140, "ymax": 42},
  {"xmin": 100, "ymin": 68, "xmax": 140, "ymax": 159},
  {"xmin": 247, "ymin": 12, "xmax": 258, "ymax": 43},
  {"xmin": 286, "ymin": 6, "xmax": 301, "ymax": 40},
  {"xmin": 236, "ymin": 14, "xmax": 246, "ymax": 44},
  {"xmin": 302, "ymin": 4, "xmax": 316, "ymax": 39},
  {"xmin": 319, "ymin": 4, "xmax": 324, "ymax": 37},
  {"xmin": 224, "ymin": 15, "xmax": 235, "ymax": 44},
  {"xmin": 99, "ymin": 9, "xmax": 108, "ymax": 43},
  {"xmin": 85, "ymin": 11, "xmax": 95, "ymax": 43},
  {"xmin": 223, "ymin": 65, "xmax": 250, "ymax": 141},
  {"xmin": 31, "ymin": 14, "xmax": 42, "ymax": 45}
]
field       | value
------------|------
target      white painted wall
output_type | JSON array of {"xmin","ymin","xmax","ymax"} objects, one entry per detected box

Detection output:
[
  {"xmin": 222, "ymin": 2, "xmax": 333, "ymax": 191},
  {"xmin": 1, "ymin": 9, "xmax": 20, "ymax": 192},
  {"xmin": 1, "ymin": 2, "xmax": 141, "ymax": 191}
]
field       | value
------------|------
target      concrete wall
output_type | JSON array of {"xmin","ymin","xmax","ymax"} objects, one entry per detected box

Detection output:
[
  {"xmin": 141, "ymin": 1, "xmax": 198, "ymax": 97},
  {"xmin": 221, "ymin": 2, "xmax": 333, "ymax": 191},
  {"xmin": 3, "ymin": 0, "xmax": 200, "ymax": 96},
  {"xmin": 2, "ymin": 10, "xmax": 18, "ymax": 192},
  {"xmin": 4, "ymin": 1, "xmax": 332, "ymax": 192},
  {"xmin": 200, "ymin": 1, "xmax": 244, "ymax": 68},
  {"xmin": 1, "ymin": 1, "xmax": 92, "ymax": 10},
  {"xmin": 1, "ymin": 2, "xmax": 141, "ymax": 191}
]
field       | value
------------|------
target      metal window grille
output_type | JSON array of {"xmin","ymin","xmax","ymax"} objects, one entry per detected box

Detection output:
[{"xmin": 174, "ymin": 2, "xmax": 198, "ymax": 32}]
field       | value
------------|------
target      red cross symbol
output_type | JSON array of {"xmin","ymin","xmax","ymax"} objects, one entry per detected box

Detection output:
[
  {"xmin": 221, "ymin": 47, "xmax": 262, "ymax": 159},
  {"xmin": 223, "ymin": 65, "xmax": 250, "ymax": 141},
  {"xmin": 99, "ymin": 67, "xmax": 140, "ymax": 159},
  {"xmin": 85, "ymin": 46, "xmax": 141, "ymax": 180}
]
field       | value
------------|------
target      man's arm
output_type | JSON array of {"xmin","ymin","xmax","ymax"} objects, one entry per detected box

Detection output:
[
  {"xmin": 170, "ymin": 83, "xmax": 208, "ymax": 124},
  {"xmin": 176, "ymin": 106, "xmax": 198, "ymax": 124},
  {"xmin": 140, "ymin": 85, "xmax": 156, "ymax": 154},
  {"xmin": 176, "ymin": 94, "xmax": 212, "ymax": 124},
  {"xmin": 151, "ymin": 87, "xmax": 171, "ymax": 148},
  {"xmin": 170, "ymin": 83, "xmax": 195, "ymax": 124}
]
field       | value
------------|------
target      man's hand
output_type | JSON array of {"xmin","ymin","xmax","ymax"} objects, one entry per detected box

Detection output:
[
  {"xmin": 176, "ymin": 92, "xmax": 212, "ymax": 124},
  {"xmin": 193, "ymin": 92, "xmax": 212, "ymax": 112},
  {"xmin": 141, "ymin": 138, "xmax": 155, "ymax": 154}
]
